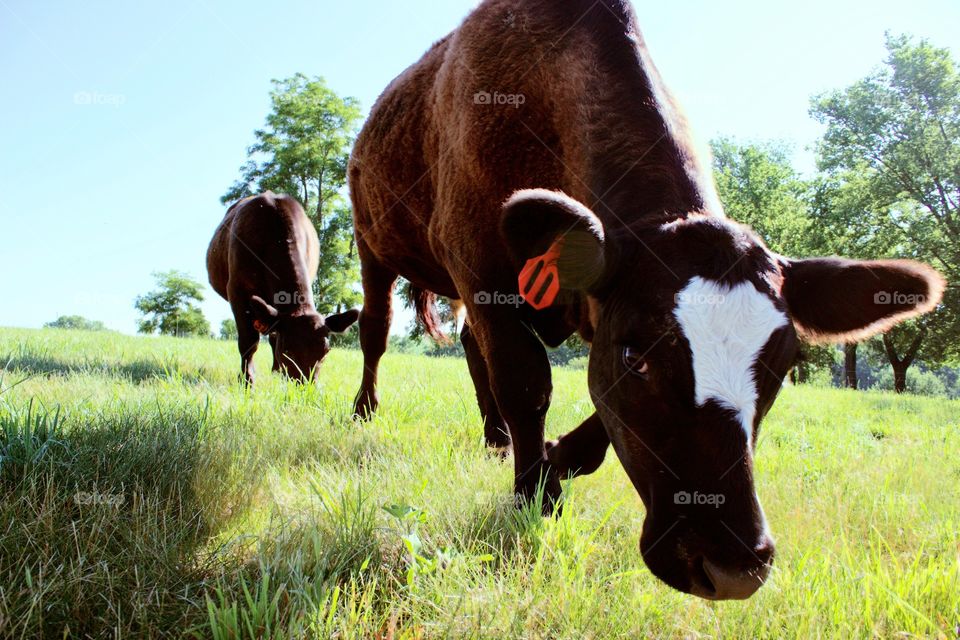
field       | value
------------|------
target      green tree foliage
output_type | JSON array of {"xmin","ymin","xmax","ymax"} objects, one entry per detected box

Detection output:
[
  {"xmin": 222, "ymin": 74, "xmax": 363, "ymax": 312},
  {"xmin": 811, "ymin": 33, "xmax": 960, "ymax": 374},
  {"xmin": 875, "ymin": 365, "xmax": 949, "ymax": 397},
  {"xmin": 315, "ymin": 203, "xmax": 363, "ymax": 313},
  {"xmin": 43, "ymin": 315, "xmax": 107, "ymax": 331},
  {"xmin": 219, "ymin": 319, "xmax": 238, "ymax": 341},
  {"xmin": 712, "ymin": 138, "xmax": 837, "ymax": 382},
  {"xmin": 134, "ymin": 271, "xmax": 211, "ymax": 338},
  {"xmin": 807, "ymin": 170, "xmax": 903, "ymax": 260},
  {"xmin": 807, "ymin": 170, "xmax": 909, "ymax": 388},
  {"xmin": 711, "ymin": 138, "xmax": 813, "ymax": 256},
  {"xmin": 812, "ymin": 34, "xmax": 959, "ymax": 279}
]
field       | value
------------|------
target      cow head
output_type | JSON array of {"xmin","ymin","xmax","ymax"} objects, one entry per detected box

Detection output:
[
  {"xmin": 502, "ymin": 189, "xmax": 944, "ymax": 600},
  {"xmin": 249, "ymin": 296, "xmax": 359, "ymax": 382}
]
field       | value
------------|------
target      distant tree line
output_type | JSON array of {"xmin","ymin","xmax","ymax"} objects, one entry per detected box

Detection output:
[
  {"xmin": 92, "ymin": 34, "xmax": 955, "ymax": 396},
  {"xmin": 713, "ymin": 34, "xmax": 959, "ymax": 395},
  {"xmin": 44, "ymin": 316, "xmax": 108, "ymax": 331}
]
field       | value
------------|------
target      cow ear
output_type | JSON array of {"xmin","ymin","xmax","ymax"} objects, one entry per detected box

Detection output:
[
  {"xmin": 325, "ymin": 308, "xmax": 360, "ymax": 334},
  {"xmin": 501, "ymin": 189, "xmax": 606, "ymax": 303},
  {"xmin": 780, "ymin": 257, "xmax": 945, "ymax": 343},
  {"xmin": 249, "ymin": 295, "xmax": 279, "ymax": 334}
]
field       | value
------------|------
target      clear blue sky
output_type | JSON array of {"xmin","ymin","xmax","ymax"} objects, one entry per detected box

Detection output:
[{"xmin": 1, "ymin": 0, "xmax": 957, "ymax": 334}]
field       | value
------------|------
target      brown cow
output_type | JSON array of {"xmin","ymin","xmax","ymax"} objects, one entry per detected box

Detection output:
[
  {"xmin": 207, "ymin": 192, "xmax": 358, "ymax": 384},
  {"xmin": 347, "ymin": 0, "xmax": 944, "ymax": 600}
]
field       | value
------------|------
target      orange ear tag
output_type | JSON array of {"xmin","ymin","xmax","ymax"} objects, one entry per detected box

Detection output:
[
  {"xmin": 253, "ymin": 320, "xmax": 270, "ymax": 334},
  {"xmin": 518, "ymin": 239, "xmax": 563, "ymax": 310}
]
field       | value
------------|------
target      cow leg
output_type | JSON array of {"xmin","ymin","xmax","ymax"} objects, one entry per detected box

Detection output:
[
  {"xmin": 460, "ymin": 322, "xmax": 511, "ymax": 451},
  {"xmin": 235, "ymin": 310, "xmax": 260, "ymax": 386},
  {"xmin": 545, "ymin": 412, "xmax": 610, "ymax": 478},
  {"xmin": 470, "ymin": 308, "xmax": 561, "ymax": 514},
  {"xmin": 352, "ymin": 249, "xmax": 397, "ymax": 419},
  {"xmin": 268, "ymin": 333, "xmax": 281, "ymax": 372}
]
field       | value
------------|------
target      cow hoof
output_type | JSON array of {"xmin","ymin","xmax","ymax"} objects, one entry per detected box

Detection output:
[
  {"xmin": 352, "ymin": 402, "xmax": 377, "ymax": 420},
  {"xmin": 516, "ymin": 461, "xmax": 563, "ymax": 517},
  {"xmin": 487, "ymin": 443, "xmax": 512, "ymax": 459},
  {"xmin": 484, "ymin": 425, "xmax": 511, "ymax": 452},
  {"xmin": 484, "ymin": 432, "xmax": 511, "ymax": 457},
  {"xmin": 352, "ymin": 389, "xmax": 379, "ymax": 420}
]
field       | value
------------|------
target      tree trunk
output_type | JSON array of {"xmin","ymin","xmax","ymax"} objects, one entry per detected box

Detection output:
[
  {"xmin": 843, "ymin": 343, "xmax": 858, "ymax": 390},
  {"xmin": 882, "ymin": 329, "xmax": 926, "ymax": 395},
  {"xmin": 892, "ymin": 364, "xmax": 908, "ymax": 394}
]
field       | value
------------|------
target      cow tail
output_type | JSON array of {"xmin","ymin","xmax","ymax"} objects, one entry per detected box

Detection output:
[{"xmin": 410, "ymin": 286, "xmax": 450, "ymax": 344}]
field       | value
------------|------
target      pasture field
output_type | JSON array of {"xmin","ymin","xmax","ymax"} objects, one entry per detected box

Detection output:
[{"xmin": 0, "ymin": 327, "xmax": 958, "ymax": 639}]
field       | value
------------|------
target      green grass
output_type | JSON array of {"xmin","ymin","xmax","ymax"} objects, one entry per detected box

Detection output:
[{"xmin": 0, "ymin": 326, "xmax": 958, "ymax": 639}]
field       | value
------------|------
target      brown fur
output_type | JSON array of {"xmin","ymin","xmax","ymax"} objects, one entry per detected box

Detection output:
[
  {"xmin": 207, "ymin": 192, "xmax": 358, "ymax": 384},
  {"xmin": 347, "ymin": 0, "xmax": 944, "ymax": 600}
]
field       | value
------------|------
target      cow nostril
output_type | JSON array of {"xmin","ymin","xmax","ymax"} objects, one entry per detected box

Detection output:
[
  {"xmin": 754, "ymin": 538, "xmax": 776, "ymax": 566},
  {"xmin": 688, "ymin": 556, "xmax": 717, "ymax": 599}
]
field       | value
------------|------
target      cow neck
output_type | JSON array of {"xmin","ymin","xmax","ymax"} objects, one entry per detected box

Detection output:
[
  {"xmin": 557, "ymin": 14, "xmax": 723, "ymax": 232},
  {"xmin": 280, "ymin": 220, "xmax": 317, "ymax": 316}
]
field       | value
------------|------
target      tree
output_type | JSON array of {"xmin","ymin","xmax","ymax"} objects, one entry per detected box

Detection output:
[
  {"xmin": 314, "ymin": 203, "xmax": 363, "ymax": 313},
  {"xmin": 219, "ymin": 319, "xmax": 238, "ymax": 341},
  {"xmin": 881, "ymin": 326, "xmax": 926, "ymax": 393},
  {"xmin": 134, "ymin": 271, "xmax": 211, "ymax": 338},
  {"xmin": 807, "ymin": 171, "xmax": 906, "ymax": 388},
  {"xmin": 44, "ymin": 315, "xmax": 107, "ymax": 331},
  {"xmin": 223, "ymin": 74, "xmax": 363, "ymax": 312},
  {"xmin": 790, "ymin": 345, "xmax": 838, "ymax": 387},
  {"xmin": 811, "ymin": 33, "xmax": 960, "ymax": 383},
  {"xmin": 712, "ymin": 138, "xmax": 814, "ymax": 256},
  {"xmin": 712, "ymin": 139, "xmax": 836, "ymax": 383}
]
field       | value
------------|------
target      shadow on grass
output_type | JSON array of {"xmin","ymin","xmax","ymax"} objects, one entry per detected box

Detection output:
[
  {"xmin": 0, "ymin": 399, "xmax": 252, "ymax": 637},
  {"xmin": 1, "ymin": 352, "xmax": 212, "ymax": 385}
]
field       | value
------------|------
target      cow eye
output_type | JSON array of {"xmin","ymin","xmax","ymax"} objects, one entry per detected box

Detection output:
[{"xmin": 622, "ymin": 346, "xmax": 650, "ymax": 377}]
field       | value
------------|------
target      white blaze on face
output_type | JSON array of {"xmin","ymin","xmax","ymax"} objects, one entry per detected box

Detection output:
[{"xmin": 673, "ymin": 277, "xmax": 788, "ymax": 444}]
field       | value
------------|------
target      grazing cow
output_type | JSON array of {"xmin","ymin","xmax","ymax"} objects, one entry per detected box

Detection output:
[
  {"xmin": 207, "ymin": 192, "xmax": 359, "ymax": 384},
  {"xmin": 348, "ymin": 0, "xmax": 945, "ymax": 599}
]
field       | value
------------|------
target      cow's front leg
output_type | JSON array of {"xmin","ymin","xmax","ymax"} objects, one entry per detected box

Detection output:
[
  {"xmin": 546, "ymin": 412, "xmax": 610, "ymax": 478},
  {"xmin": 352, "ymin": 243, "xmax": 397, "ymax": 419},
  {"xmin": 461, "ymin": 322, "xmax": 510, "ymax": 452},
  {"xmin": 268, "ymin": 333, "xmax": 282, "ymax": 372},
  {"xmin": 236, "ymin": 320, "xmax": 260, "ymax": 386},
  {"xmin": 471, "ymin": 308, "xmax": 562, "ymax": 515}
]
